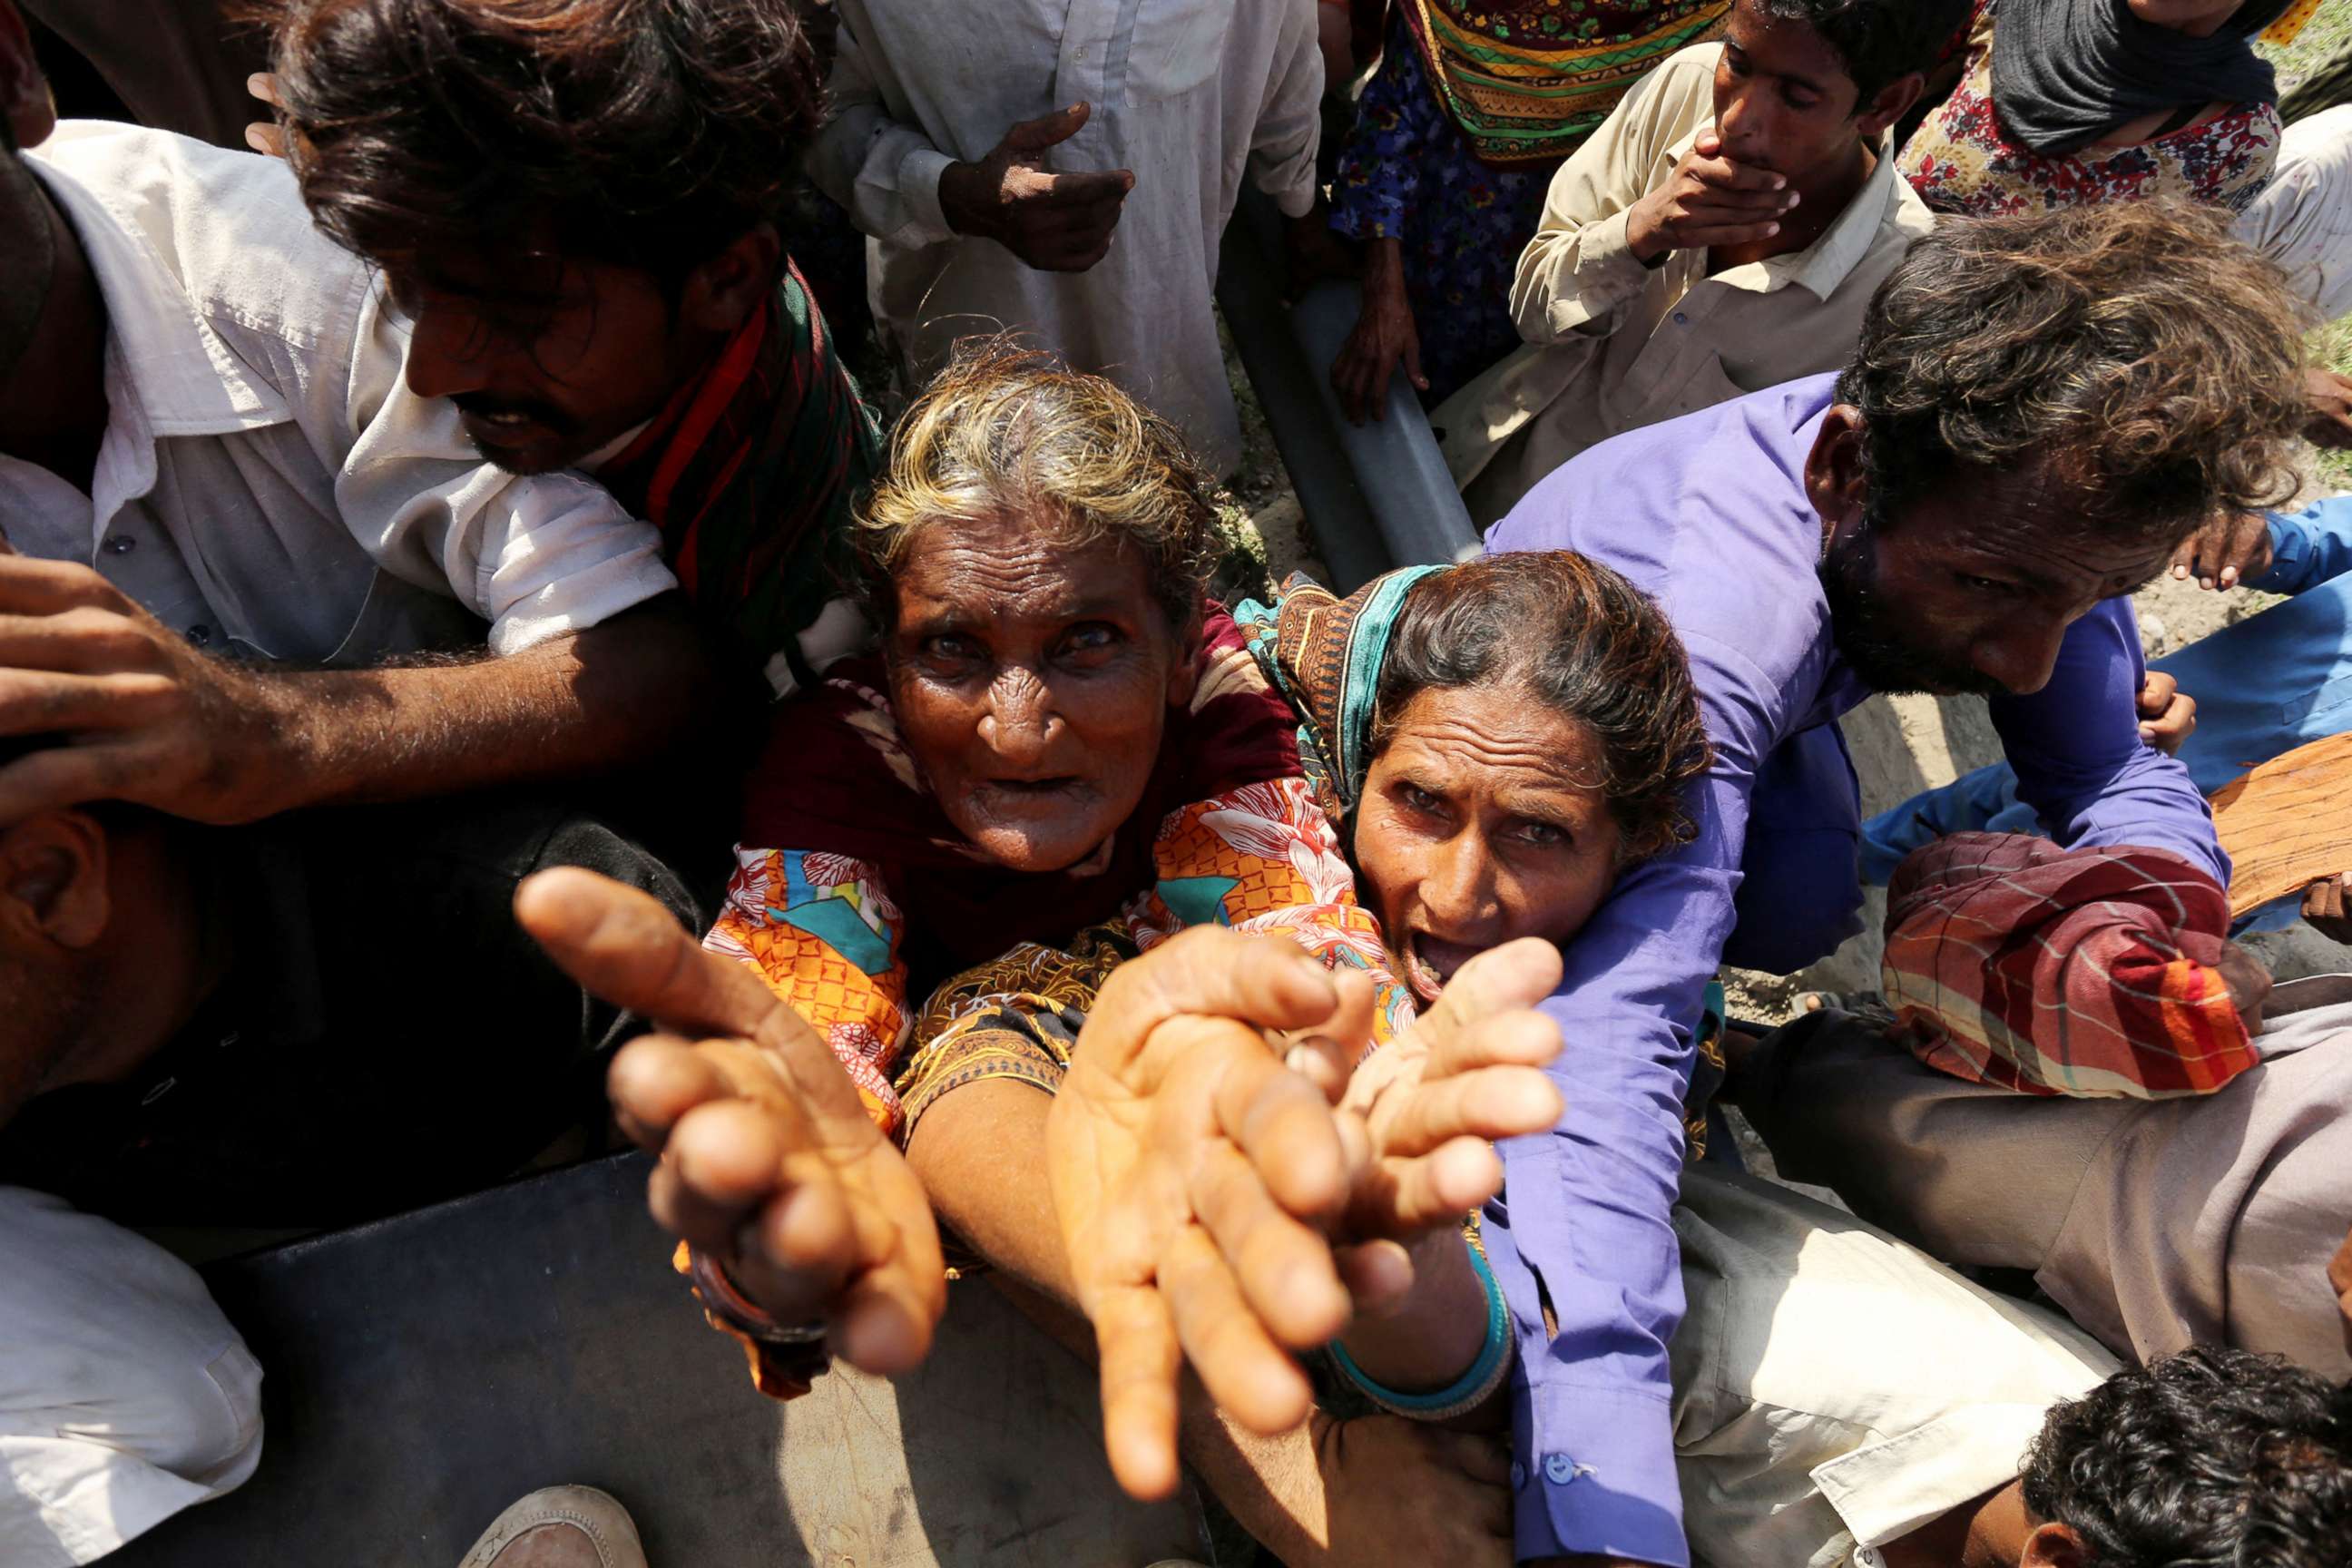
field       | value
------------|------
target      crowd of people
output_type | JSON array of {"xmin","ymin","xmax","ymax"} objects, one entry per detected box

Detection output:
[{"xmin": 3, "ymin": 1, "xmax": 2352, "ymax": 1566}]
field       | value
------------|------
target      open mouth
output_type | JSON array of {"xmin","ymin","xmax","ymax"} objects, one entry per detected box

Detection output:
[{"xmin": 1398, "ymin": 929, "xmax": 1482, "ymax": 1005}]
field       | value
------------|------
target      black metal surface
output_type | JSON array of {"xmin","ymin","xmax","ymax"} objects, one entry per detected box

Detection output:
[{"xmin": 111, "ymin": 1152, "xmax": 808, "ymax": 1566}]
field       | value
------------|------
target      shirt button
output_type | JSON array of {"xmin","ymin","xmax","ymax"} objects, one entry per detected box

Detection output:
[
  {"xmin": 1509, "ymin": 1460, "xmax": 1525, "ymax": 1490},
  {"xmin": 104, "ymin": 534, "xmax": 136, "ymax": 554},
  {"xmin": 1856, "ymin": 1551, "xmax": 1883, "ymax": 1568},
  {"xmin": 185, "ymin": 623, "xmax": 212, "ymax": 647},
  {"xmin": 1672, "ymin": 310, "xmax": 1690, "ymax": 326},
  {"xmin": 1543, "ymin": 1453, "xmax": 1579, "ymax": 1485}
]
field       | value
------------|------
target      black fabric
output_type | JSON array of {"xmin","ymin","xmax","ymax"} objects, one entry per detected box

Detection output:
[
  {"xmin": 1990, "ymin": 0, "xmax": 2291, "ymax": 155},
  {"xmin": 0, "ymin": 795, "xmax": 700, "ymax": 1227}
]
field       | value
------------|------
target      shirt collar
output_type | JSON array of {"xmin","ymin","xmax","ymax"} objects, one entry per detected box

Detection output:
[
  {"xmin": 1663, "ymin": 123, "xmax": 1912, "ymax": 304},
  {"xmin": 28, "ymin": 127, "xmax": 295, "ymax": 441}
]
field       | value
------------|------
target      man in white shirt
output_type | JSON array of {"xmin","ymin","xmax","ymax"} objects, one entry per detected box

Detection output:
[
  {"xmin": 0, "ymin": 16, "xmax": 709, "ymax": 830},
  {"xmin": 0, "ymin": 7, "xmax": 720, "ymax": 1559},
  {"xmin": 810, "ymin": 0, "xmax": 1326, "ymax": 477}
]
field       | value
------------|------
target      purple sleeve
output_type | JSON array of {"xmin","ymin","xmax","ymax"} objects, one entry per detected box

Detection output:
[
  {"xmin": 1993, "ymin": 596, "xmax": 2230, "ymax": 886},
  {"xmin": 1476, "ymin": 629, "xmax": 1778, "ymax": 1568}
]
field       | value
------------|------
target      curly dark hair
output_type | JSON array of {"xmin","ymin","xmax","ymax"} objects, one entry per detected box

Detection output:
[
  {"xmin": 2023, "ymin": 1347, "xmax": 2352, "ymax": 1567},
  {"xmin": 255, "ymin": 0, "xmax": 820, "ymax": 287},
  {"xmin": 1837, "ymin": 199, "xmax": 2308, "ymax": 543},
  {"xmin": 1754, "ymin": 0, "xmax": 1974, "ymax": 104},
  {"xmin": 1370, "ymin": 552, "xmax": 1712, "ymax": 865}
]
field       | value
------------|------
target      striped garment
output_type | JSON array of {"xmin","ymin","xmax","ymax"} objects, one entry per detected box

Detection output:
[
  {"xmin": 1397, "ymin": 0, "xmax": 1730, "ymax": 166},
  {"xmin": 1880, "ymin": 832, "xmax": 2258, "ymax": 1099},
  {"xmin": 596, "ymin": 260, "xmax": 883, "ymax": 692}
]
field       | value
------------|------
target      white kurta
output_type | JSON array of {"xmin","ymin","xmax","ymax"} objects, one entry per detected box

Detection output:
[{"xmin": 812, "ymin": 0, "xmax": 1323, "ymax": 476}]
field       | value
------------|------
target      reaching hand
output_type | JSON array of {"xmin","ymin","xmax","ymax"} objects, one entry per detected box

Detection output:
[
  {"xmin": 514, "ymin": 867, "xmax": 946, "ymax": 1375},
  {"xmin": 937, "ymin": 102, "xmax": 1135, "ymax": 272},
  {"xmin": 244, "ymin": 72, "xmax": 289, "ymax": 160},
  {"xmin": 1048, "ymin": 926, "xmax": 1373, "ymax": 1500},
  {"xmin": 0, "ymin": 554, "xmax": 291, "ymax": 825},
  {"xmin": 2303, "ymin": 874, "xmax": 2352, "ymax": 946},
  {"xmin": 2135, "ymin": 670, "xmax": 2197, "ymax": 756},
  {"xmin": 1338, "ymin": 936, "xmax": 1565, "ymax": 1246},
  {"xmin": 1623, "ymin": 131, "xmax": 1798, "ymax": 263},
  {"xmin": 1330, "ymin": 239, "xmax": 1426, "ymax": 426},
  {"xmin": 2169, "ymin": 512, "xmax": 2274, "ymax": 591},
  {"xmin": 2303, "ymin": 367, "xmax": 2352, "ymax": 451}
]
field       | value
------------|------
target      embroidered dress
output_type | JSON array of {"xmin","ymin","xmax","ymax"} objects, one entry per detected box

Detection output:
[
  {"xmin": 708, "ymin": 611, "xmax": 1411, "ymax": 1136},
  {"xmin": 1329, "ymin": 6, "xmax": 1730, "ymax": 401},
  {"xmin": 1899, "ymin": 0, "xmax": 2282, "ymax": 218}
]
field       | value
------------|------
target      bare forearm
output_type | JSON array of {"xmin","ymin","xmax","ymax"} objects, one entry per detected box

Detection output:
[
  {"xmin": 1337, "ymin": 1228, "xmax": 1488, "ymax": 1393},
  {"xmin": 904, "ymin": 1078, "xmax": 1077, "ymax": 1304},
  {"xmin": 242, "ymin": 598, "xmax": 719, "ymax": 816}
]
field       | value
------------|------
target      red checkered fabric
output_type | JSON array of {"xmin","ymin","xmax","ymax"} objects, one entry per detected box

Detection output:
[{"xmin": 1880, "ymin": 832, "xmax": 2257, "ymax": 1099}]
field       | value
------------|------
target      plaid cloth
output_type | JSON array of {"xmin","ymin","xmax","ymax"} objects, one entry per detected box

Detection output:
[{"xmin": 1880, "ymin": 832, "xmax": 2258, "ymax": 1099}]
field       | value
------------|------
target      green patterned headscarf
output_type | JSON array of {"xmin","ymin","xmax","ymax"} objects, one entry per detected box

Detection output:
[{"xmin": 1235, "ymin": 567, "xmax": 1444, "ymax": 828}]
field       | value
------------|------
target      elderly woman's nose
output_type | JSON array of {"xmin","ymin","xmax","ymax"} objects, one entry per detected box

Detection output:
[
  {"xmin": 978, "ymin": 666, "xmax": 1058, "ymax": 759},
  {"xmin": 1419, "ymin": 830, "xmax": 1501, "ymax": 926}
]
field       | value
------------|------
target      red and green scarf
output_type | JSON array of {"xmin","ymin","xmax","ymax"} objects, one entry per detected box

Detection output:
[
  {"xmin": 1400, "ymin": 0, "xmax": 1732, "ymax": 166},
  {"xmin": 598, "ymin": 260, "xmax": 883, "ymax": 690}
]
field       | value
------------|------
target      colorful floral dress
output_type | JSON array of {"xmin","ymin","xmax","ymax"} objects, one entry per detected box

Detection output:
[
  {"xmin": 706, "ymin": 611, "xmax": 1413, "ymax": 1138},
  {"xmin": 1899, "ymin": 0, "xmax": 2282, "ymax": 218},
  {"xmin": 1329, "ymin": 18, "xmax": 1551, "ymax": 403}
]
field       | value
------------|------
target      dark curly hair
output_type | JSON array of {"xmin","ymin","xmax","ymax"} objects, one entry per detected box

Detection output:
[
  {"xmin": 1754, "ymin": 0, "xmax": 1974, "ymax": 103},
  {"xmin": 1838, "ymin": 199, "xmax": 2308, "ymax": 544},
  {"xmin": 2022, "ymin": 1347, "xmax": 2352, "ymax": 1567},
  {"xmin": 255, "ymin": 0, "xmax": 820, "ymax": 288},
  {"xmin": 1371, "ymin": 552, "xmax": 1712, "ymax": 865}
]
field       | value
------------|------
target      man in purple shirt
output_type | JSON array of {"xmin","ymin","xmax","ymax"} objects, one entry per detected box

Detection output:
[{"xmin": 1482, "ymin": 199, "xmax": 2309, "ymax": 1566}]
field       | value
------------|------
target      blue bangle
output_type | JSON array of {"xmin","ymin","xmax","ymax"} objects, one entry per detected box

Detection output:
[{"xmin": 1329, "ymin": 1240, "xmax": 1513, "ymax": 1418}]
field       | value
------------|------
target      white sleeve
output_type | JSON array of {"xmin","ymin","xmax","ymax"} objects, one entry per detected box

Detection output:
[
  {"xmin": 808, "ymin": 21, "xmax": 958, "ymax": 249},
  {"xmin": 1248, "ymin": 0, "xmax": 1325, "ymax": 218},
  {"xmin": 326, "ymin": 282, "xmax": 678, "ymax": 655},
  {"xmin": 1509, "ymin": 46, "xmax": 1715, "ymax": 344}
]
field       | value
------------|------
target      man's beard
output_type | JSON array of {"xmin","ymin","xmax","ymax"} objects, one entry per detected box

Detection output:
[{"xmin": 1817, "ymin": 517, "xmax": 2005, "ymax": 698}]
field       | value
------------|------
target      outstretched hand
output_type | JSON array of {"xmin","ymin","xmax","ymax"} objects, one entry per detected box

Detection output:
[
  {"xmin": 1048, "ymin": 926, "xmax": 1371, "ymax": 1501},
  {"xmin": 515, "ymin": 867, "xmax": 946, "ymax": 1375},
  {"xmin": 2169, "ymin": 512, "xmax": 2274, "ymax": 592},
  {"xmin": 1339, "ymin": 936, "xmax": 1565, "ymax": 1243}
]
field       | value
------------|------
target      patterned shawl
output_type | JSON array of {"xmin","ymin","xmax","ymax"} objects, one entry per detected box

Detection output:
[
  {"xmin": 1235, "ymin": 567, "xmax": 1442, "ymax": 829},
  {"xmin": 1880, "ymin": 832, "xmax": 2257, "ymax": 1099},
  {"xmin": 597, "ymin": 260, "xmax": 882, "ymax": 691},
  {"xmin": 1397, "ymin": 0, "xmax": 1733, "ymax": 166}
]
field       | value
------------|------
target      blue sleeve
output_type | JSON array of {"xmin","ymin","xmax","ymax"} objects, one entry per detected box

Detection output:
[
  {"xmin": 2249, "ymin": 499, "xmax": 2352, "ymax": 597},
  {"xmin": 1992, "ymin": 597, "xmax": 2230, "ymax": 886},
  {"xmin": 1328, "ymin": 16, "xmax": 1434, "ymax": 242},
  {"xmin": 1480, "ymin": 630, "xmax": 1780, "ymax": 1568}
]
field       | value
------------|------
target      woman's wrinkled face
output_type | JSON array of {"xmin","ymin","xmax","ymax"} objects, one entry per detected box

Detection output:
[
  {"xmin": 887, "ymin": 512, "xmax": 1195, "ymax": 874},
  {"xmin": 1352, "ymin": 684, "xmax": 1622, "ymax": 1004}
]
